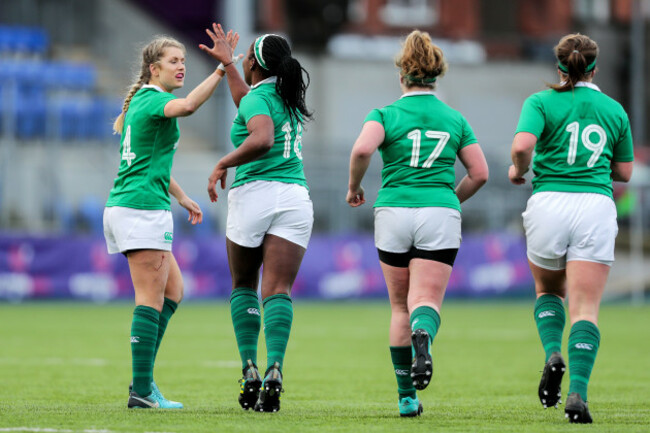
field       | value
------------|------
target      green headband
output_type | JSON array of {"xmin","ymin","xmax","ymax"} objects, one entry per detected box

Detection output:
[
  {"xmin": 557, "ymin": 57, "xmax": 597, "ymax": 74},
  {"xmin": 254, "ymin": 34, "xmax": 279, "ymax": 71},
  {"xmin": 404, "ymin": 74, "xmax": 437, "ymax": 84}
]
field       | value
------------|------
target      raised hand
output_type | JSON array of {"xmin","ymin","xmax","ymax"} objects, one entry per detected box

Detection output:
[{"xmin": 199, "ymin": 23, "xmax": 238, "ymax": 64}]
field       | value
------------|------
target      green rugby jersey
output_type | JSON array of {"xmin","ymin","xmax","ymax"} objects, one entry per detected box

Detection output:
[
  {"xmin": 230, "ymin": 77, "xmax": 307, "ymax": 189},
  {"xmin": 515, "ymin": 82, "xmax": 634, "ymax": 199},
  {"xmin": 365, "ymin": 91, "xmax": 477, "ymax": 210},
  {"xmin": 106, "ymin": 85, "xmax": 179, "ymax": 210}
]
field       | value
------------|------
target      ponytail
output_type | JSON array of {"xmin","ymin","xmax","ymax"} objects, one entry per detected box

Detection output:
[
  {"xmin": 275, "ymin": 55, "xmax": 312, "ymax": 124},
  {"xmin": 550, "ymin": 33, "xmax": 599, "ymax": 92},
  {"xmin": 254, "ymin": 34, "xmax": 312, "ymax": 124},
  {"xmin": 112, "ymin": 74, "xmax": 146, "ymax": 134},
  {"xmin": 396, "ymin": 30, "xmax": 447, "ymax": 90}
]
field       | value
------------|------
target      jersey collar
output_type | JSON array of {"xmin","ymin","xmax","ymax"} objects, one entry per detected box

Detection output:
[
  {"xmin": 400, "ymin": 90, "xmax": 435, "ymax": 99},
  {"xmin": 574, "ymin": 81, "xmax": 601, "ymax": 92},
  {"xmin": 141, "ymin": 84, "xmax": 165, "ymax": 93},
  {"xmin": 251, "ymin": 76, "xmax": 277, "ymax": 89}
]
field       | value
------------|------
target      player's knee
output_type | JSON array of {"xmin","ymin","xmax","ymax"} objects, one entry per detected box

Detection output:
[{"xmin": 390, "ymin": 299, "xmax": 409, "ymax": 314}]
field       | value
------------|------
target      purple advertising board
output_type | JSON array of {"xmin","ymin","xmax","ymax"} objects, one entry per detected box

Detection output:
[{"xmin": 0, "ymin": 232, "xmax": 533, "ymax": 302}]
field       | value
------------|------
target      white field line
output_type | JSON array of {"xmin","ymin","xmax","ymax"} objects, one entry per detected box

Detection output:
[
  {"xmin": 0, "ymin": 358, "xmax": 109, "ymax": 367},
  {"xmin": 0, "ymin": 358, "xmax": 240, "ymax": 368},
  {"xmin": 0, "ymin": 428, "xmax": 176, "ymax": 433}
]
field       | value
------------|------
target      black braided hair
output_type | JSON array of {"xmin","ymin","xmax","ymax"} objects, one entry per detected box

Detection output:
[{"xmin": 258, "ymin": 35, "xmax": 313, "ymax": 124}]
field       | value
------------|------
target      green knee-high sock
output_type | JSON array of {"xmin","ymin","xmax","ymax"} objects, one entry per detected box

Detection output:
[
  {"xmin": 153, "ymin": 297, "xmax": 178, "ymax": 364},
  {"xmin": 410, "ymin": 306, "xmax": 441, "ymax": 350},
  {"xmin": 534, "ymin": 294, "xmax": 566, "ymax": 361},
  {"xmin": 390, "ymin": 346, "xmax": 417, "ymax": 399},
  {"xmin": 263, "ymin": 294, "xmax": 293, "ymax": 372},
  {"xmin": 568, "ymin": 320, "xmax": 600, "ymax": 401},
  {"xmin": 230, "ymin": 288, "xmax": 261, "ymax": 370},
  {"xmin": 131, "ymin": 305, "xmax": 160, "ymax": 396}
]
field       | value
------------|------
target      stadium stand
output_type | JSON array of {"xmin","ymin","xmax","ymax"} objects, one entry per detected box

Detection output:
[{"xmin": 0, "ymin": 26, "xmax": 121, "ymax": 142}]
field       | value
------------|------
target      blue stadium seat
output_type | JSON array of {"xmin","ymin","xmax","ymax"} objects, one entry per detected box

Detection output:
[
  {"xmin": 43, "ymin": 61, "xmax": 65, "ymax": 89},
  {"xmin": 62, "ymin": 62, "xmax": 97, "ymax": 91},
  {"xmin": 0, "ymin": 26, "xmax": 22, "ymax": 55},
  {"xmin": 0, "ymin": 61, "xmax": 47, "ymax": 138},
  {"xmin": 26, "ymin": 28, "xmax": 48, "ymax": 55},
  {"xmin": 17, "ymin": 61, "xmax": 44, "ymax": 88},
  {"xmin": 52, "ymin": 200, "xmax": 76, "ymax": 233},
  {"xmin": 77, "ymin": 195, "xmax": 105, "ymax": 234},
  {"xmin": 0, "ymin": 26, "xmax": 48, "ymax": 56},
  {"xmin": 95, "ymin": 97, "xmax": 123, "ymax": 140},
  {"xmin": 0, "ymin": 58, "xmax": 104, "ymax": 140},
  {"xmin": 82, "ymin": 99, "xmax": 98, "ymax": 140},
  {"xmin": 0, "ymin": 83, "xmax": 9, "ymax": 137},
  {"xmin": 42, "ymin": 61, "xmax": 97, "ymax": 91},
  {"xmin": 0, "ymin": 27, "xmax": 11, "ymax": 54},
  {"xmin": 50, "ymin": 95, "xmax": 122, "ymax": 142},
  {"xmin": 15, "ymin": 88, "xmax": 47, "ymax": 139}
]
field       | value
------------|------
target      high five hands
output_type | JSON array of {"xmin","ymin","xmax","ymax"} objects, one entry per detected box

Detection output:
[{"xmin": 199, "ymin": 23, "xmax": 243, "ymax": 68}]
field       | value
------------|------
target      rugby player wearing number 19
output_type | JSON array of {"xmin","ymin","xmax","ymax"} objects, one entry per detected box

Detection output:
[
  {"xmin": 347, "ymin": 30, "xmax": 488, "ymax": 417},
  {"xmin": 509, "ymin": 33, "xmax": 633, "ymax": 424}
]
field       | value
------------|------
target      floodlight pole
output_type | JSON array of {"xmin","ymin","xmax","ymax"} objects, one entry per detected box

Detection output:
[
  {"xmin": 629, "ymin": 0, "xmax": 647, "ymax": 305},
  {"xmin": 223, "ymin": 0, "xmax": 254, "ymax": 147}
]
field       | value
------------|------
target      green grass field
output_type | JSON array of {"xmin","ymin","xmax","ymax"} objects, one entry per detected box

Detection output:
[{"xmin": 0, "ymin": 301, "xmax": 648, "ymax": 433}]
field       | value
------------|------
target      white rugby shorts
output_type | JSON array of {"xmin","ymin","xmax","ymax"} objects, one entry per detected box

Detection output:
[
  {"xmin": 374, "ymin": 206, "xmax": 462, "ymax": 252},
  {"xmin": 103, "ymin": 206, "xmax": 173, "ymax": 254},
  {"xmin": 226, "ymin": 180, "xmax": 314, "ymax": 249},
  {"xmin": 522, "ymin": 191, "xmax": 618, "ymax": 270}
]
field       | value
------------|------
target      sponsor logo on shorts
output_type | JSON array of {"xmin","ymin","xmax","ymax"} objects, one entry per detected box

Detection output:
[
  {"xmin": 575, "ymin": 343, "xmax": 593, "ymax": 350},
  {"xmin": 164, "ymin": 232, "xmax": 173, "ymax": 243},
  {"xmin": 247, "ymin": 308, "xmax": 261, "ymax": 316},
  {"xmin": 538, "ymin": 310, "xmax": 555, "ymax": 319},
  {"xmin": 395, "ymin": 369, "xmax": 409, "ymax": 376},
  {"xmin": 130, "ymin": 336, "xmax": 140, "ymax": 343}
]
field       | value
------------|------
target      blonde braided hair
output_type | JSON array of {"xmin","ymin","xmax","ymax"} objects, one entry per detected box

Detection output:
[{"xmin": 113, "ymin": 36, "xmax": 185, "ymax": 134}]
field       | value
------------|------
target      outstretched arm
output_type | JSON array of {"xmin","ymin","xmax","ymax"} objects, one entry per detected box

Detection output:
[
  {"xmin": 163, "ymin": 27, "xmax": 240, "ymax": 118},
  {"xmin": 199, "ymin": 22, "xmax": 250, "ymax": 108}
]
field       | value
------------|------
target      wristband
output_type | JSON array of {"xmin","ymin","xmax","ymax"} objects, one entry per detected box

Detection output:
[{"xmin": 217, "ymin": 55, "xmax": 241, "ymax": 72}]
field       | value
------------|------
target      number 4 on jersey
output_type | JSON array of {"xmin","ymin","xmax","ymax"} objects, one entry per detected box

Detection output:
[{"xmin": 121, "ymin": 125, "xmax": 136, "ymax": 166}]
